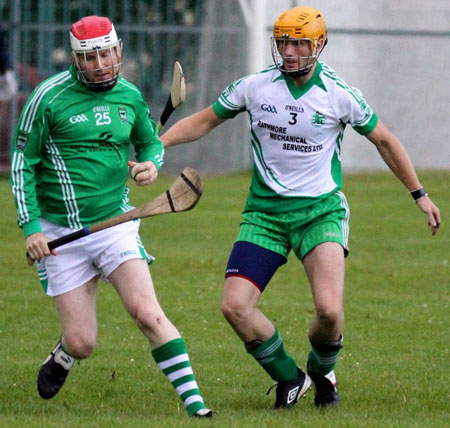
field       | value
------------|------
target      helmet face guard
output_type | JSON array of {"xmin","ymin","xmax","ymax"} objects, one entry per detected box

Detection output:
[
  {"xmin": 271, "ymin": 36, "xmax": 324, "ymax": 78},
  {"xmin": 72, "ymin": 43, "xmax": 123, "ymax": 92},
  {"xmin": 70, "ymin": 16, "xmax": 123, "ymax": 92},
  {"xmin": 271, "ymin": 6, "xmax": 327, "ymax": 79}
]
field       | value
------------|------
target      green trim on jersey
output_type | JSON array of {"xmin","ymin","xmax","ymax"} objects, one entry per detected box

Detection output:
[
  {"xmin": 244, "ymin": 165, "xmax": 337, "ymax": 213},
  {"xmin": 331, "ymin": 151, "xmax": 343, "ymax": 189},
  {"xmin": 213, "ymin": 65, "xmax": 279, "ymax": 119},
  {"xmin": 249, "ymin": 115, "xmax": 290, "ymax": 193},
  {"xmin": 331, "ymin": 130, "xmax": 344, "ymax": 188},
  {"xmin": 279, "ymin": 62, "xmax": 327, "ymax": 100},
  {"xmin": 11, "ymin": 65, "xmax": 164, "ymax": 237},
  {"xmin": 212, "ymin": 100, "xmax": 241, "ymax": 119},
  {"xmin": 320, "ymin": 62, "xmax": 378, "ymax": 134},
  {"xmin": 214, "ymin": 76, "xmax": 248, "ymax": 117},
  {"xmin": 353, "ymin": 112, "xmax": 378, "ymax": 135}
]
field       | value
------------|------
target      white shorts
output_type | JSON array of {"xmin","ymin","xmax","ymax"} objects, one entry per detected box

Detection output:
[{"xmin": 36, "ymin": 218, "xmax": 154, "ymax": 296}]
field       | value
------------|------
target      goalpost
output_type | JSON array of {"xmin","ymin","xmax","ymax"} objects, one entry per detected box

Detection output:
[
  {"xmin": 238, "ymin": 0, "xmax": 268, "ymax": 73},
  {"xmin": 237, "ymin": 0, "xmax": 297, "ymax": 74}
]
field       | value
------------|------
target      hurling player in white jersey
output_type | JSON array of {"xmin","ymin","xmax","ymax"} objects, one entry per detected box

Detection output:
[{"xmin": 161, "ymin": 6, "xmax": 440, "ymax": 409}]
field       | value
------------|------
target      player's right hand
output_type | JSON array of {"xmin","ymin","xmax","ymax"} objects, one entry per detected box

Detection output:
[{"xmin": 26, "ymin": 232, "xmax": 57, "ymax": 261}]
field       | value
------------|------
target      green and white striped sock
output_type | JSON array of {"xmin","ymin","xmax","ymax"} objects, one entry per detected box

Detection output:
[
  {"xmin": 307, "ymin": 336, "xmax": 343, "ymax": 375},
  {"xmin": 152, "ymin": 338, "xmax": 207, "ymax": 416},
  {"xmin": 246, "ymin": 329, "xmax": 298, "ymax": 382}
]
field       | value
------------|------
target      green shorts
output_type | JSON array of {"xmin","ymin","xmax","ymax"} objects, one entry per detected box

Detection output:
[{"xmin": 235, "ymin": 191, "xmax": 350, "ymax": 260}]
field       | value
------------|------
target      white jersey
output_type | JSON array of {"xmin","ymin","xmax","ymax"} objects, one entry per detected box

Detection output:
[{"xmin": 212, "ymin": 61, "xmax": 378, "ymax": 212}]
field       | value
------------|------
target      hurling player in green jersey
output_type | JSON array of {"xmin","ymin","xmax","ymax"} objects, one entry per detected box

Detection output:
[
  {"xmin": 161, "ymin": 6, "xmax": 440, "ymax": 409},
  {"xmin": 10, "ymin": 16, "xmax": 212, "ymax": 418}
]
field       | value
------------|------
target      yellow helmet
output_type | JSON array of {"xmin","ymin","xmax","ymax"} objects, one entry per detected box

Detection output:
[
  {"xmin": 273, "ymin": 6, "xmax": 327, "ymax": 48},
  {"xmin": 271, "ymin": 6, "xmax": 327, "ymax": 77}
]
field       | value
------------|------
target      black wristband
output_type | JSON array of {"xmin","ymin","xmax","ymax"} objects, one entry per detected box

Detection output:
[{"xmin": 410, "ymin": 187, "xmax": 427, "ymax": 201}]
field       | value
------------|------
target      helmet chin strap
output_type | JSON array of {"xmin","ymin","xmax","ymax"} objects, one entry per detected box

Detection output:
[
  {"xmin": 78, "ymin": 73, "xmax": 119, "ymax": 92},
  {"xmin": 282, "ymin": 65, "xmax": 313, "ymax": 78}
]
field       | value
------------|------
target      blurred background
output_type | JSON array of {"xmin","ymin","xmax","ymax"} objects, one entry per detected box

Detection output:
[{"xmin": 0, "ymin": 0, "xmax": 449, "ymax": 174}]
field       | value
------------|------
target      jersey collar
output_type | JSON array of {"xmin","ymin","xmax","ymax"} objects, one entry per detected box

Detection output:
[
  {"xmin": 70, "ymin": 64, "xmax": 80, "ymax": 81},
  {"xmin": 275, "ymin": 61, "xmax": 327, "ymax": 100}
]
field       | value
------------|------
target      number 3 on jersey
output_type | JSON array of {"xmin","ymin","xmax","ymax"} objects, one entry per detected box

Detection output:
[
  {"xmin": 95, "ymin": 112, "xmax": 111, "ymax": 126},
  {"xmin": 288, "ymin": 112, "xmax": 297, "ymax": 125}
]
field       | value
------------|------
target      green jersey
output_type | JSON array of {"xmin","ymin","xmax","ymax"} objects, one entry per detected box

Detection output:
[{"xmin": 10, "ymin": 65, "xmax": 164, "ymax": 237}]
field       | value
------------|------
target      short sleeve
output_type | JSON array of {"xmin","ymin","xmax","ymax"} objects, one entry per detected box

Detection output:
[
  {"xmin": 334, "ymin": 85, "xmax": 378, "ymax": 135},
  {"xmin": 212, "ymin": 77, "xmax": 248, "ymax": 119}
]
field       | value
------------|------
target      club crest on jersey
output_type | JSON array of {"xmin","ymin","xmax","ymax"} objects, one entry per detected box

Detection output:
[
  {"xmin": 16, "ymin": 132, "xmax": 28, "ymax": 151},
  {"xmin": 118, "ymin": 107, "xmax": 129, "ymax": 123},
  {"xmin": 358, "ymin": 97, "xmax": 372, "ymax": 115},
  {"xmin": 261, "ymin": 104, "xmax": 278, "ymax": 114},
  {"xmin": 311, "ymin": 111, "xmax": 325, "ymax": 127},
  {"xmin": 223, "ymin": 81, "xmax": 236, "ymax": 97},
  {"xmin": 222, "ymin": 77, "xmax": 244, "ymax": 98}
]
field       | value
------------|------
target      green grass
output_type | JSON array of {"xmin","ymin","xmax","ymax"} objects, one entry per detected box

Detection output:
[{"xmin": 0, "ymin": 170, "xmax": 449, "ymax": 427}]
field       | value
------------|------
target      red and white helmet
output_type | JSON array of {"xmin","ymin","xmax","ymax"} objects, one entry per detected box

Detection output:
[{"xmin": 70, "ymin": 16, "xmax": 123, "ymax": 91}]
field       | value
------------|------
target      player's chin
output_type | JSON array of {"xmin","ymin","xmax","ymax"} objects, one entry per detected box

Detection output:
[
  {"xmin": 92, "ymin": 74, "xmax": 113, "ymax": 82},
  {"xmin": 284, "ymin": 60, "xmax": 299, "ymax": 68},
  {"xmin": 285, "ymin": 65, "xmax": 301, "ymax": 73}
]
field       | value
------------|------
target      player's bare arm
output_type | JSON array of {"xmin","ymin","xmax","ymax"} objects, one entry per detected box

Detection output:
[
  {"xmin": 366, "ymin": 120, "xmax": 440, "ymax": 235},
  {"xmin": 160, "ymin": 106, "xmax": 226, "ymax": 147}
]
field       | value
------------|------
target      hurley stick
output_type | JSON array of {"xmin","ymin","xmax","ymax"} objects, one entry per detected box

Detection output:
[
  {"xmin": 27, "ymin": 167, "xmax": 202, "ymax": 265},
  {"xmin": 157, "ymin": 61, "xmax": 186, "ymax": 131}
]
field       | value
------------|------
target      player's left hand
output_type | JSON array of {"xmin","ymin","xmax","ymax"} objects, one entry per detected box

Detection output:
[
  {"xmin": 416, "ymin": 196, "xmax": 440, "ymax": 236},
  {"xmin": 128, "ymin": 160, "xmax": 158, "ymax": 186}
]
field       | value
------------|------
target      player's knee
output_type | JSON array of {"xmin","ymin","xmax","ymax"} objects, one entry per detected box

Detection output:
[
  {"xmin": 316, "ymin": 305, "xmax": 343, "ymax": 328},
  {"xmin": 221, "ymin": 296, "xmax": 252, "ymax": 324},
  {"xmin": 134, "ymin": 306, "xmax": 167, "ymax": 333},
  {"xmin": 64, "ymin": 334, "xmax": 96, "ymax": 359}
]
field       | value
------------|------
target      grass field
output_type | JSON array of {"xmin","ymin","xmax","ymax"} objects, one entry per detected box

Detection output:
[{"xmin": 0, "ymin": 170, "xmax": 448, "ymax": 427}]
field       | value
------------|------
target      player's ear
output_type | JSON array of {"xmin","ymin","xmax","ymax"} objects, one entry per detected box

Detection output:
[{"xmin": 318, "ymin": 36, "xmax": 326, "ymax": 50}]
